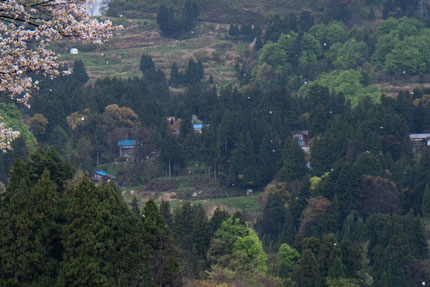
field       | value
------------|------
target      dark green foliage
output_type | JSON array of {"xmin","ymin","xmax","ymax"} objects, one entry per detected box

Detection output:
[
  {"xmin": 278, "ymin": 137, "xmax": 307, "ymax": 182},
  {"xmin": 142, "ymin": 200, "xmax": 182, "ymax": 287},
  {"xmin": 140, "ymin": 53, "xmax": 155, "ymax": 75},
  {"xmin": 292, "ymin": 249, "xmax": 323, "ymax": 287},
  {"xmin": 71, "ymin": 59, "xmax": 89, "ymax": 84},
  {"xmin": 184, "ymin": 59, "xmax": 204, "ymax": 85},
  {"xmin": 27, "ymin": 147, "xmax": 74, "ymax": 191},
  {"xmin": 60, "ymin": 181, "xmax": 147, "ymax": 286},
  {"xmin": 256, "ymin": 191, "xmax": 286, "ymax": 243},
  {"xmin": 131, "ymin": 195, "xmax": 140, "ymax": 217},
  {"xmin": 0, "ymin": 169, "xmax": 59, "ymax": 286},
  {"xmin": 156, "ymin": 1, "xmax": 199, "ymax": 38},
  {"xmin": 170, "ymin": 62, "xmax": 184, "ymax": 87},
  {"xmin": 227, "ymin": 132, "xmax": 259, "ymax": 187},
  {"xmin": 207, "ymin": 207, "xmax": 230, "ymax": 237},
  {"xmin": 160, "ymin": 200, "xmax": 173, "ymax": 227},
  {"xmin": 422, "ymin": 183, "xmax": 430, "ymax": 217}
]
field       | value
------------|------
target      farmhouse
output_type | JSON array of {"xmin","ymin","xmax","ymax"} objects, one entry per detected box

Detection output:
[{"xmin": 409, "ymin": 133, "xmax": 430, "ymax": 152}]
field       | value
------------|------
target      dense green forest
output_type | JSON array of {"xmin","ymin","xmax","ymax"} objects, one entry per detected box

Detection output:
[{"xmin": 1, "ymin": 0, "xmax": 430, "ymax": 286}]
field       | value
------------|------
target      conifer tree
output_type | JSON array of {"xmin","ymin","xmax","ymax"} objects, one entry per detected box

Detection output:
[
  {"xmin": 421, "ymin": 183, "xmax": 430, "ymax": 217},
  {"xmin": 278, "ymin": 137, "xmax": 307, "ymax": 182},
  {"xmin": 227, "ymin": 132, "xmax": 259, "ymax": 187},
  {"xmin": 71, "ymin": 59, "xmax": 89, "ymax": 84},
  {"xmin": 60, "ymin": 181, "xmax": 146, "ymax": 286},
  {"xmin": 160, "ymin": 200, "xmax": 173, "ymax": 227},
  {"xmin": 292, "ymin": 249, "xmax": 323, "ymax": 287},
  {"xmin": 0, "ymin": 164, "xmax": 41, "ymax": 286},
  {"xmin": 131, "ymin": 195, "xmax": 140, "ymax": 217},
  {"xmin": 142, "ymin": 200, "xmax": 182, "ymax": 287}
]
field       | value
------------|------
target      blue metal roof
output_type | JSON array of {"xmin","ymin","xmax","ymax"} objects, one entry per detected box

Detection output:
[
  {"xmin": 117, "ymin": 139, "xmax": 136, "ymax": 146},
  {"xmin": 193, "ymin": 124, "xmax": 209, "ymax": 130},
  {"xmin": 95, "ymin": 170, "xmax": 116, "ymax": 179}
]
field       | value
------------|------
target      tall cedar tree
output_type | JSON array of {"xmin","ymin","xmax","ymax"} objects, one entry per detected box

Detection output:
[
  {"xmin": 0, "ymin": 167, "xmax": 60, "ymax": 286},
  {"xmin": 278, "ymin": 137, "xmax": 307, "ymax": 182},
  {"xmin": 227, "ymin": 132, "xmax": 259, "ymax": 187},
  {"xmin": 292, "ymin": 249, "xmax": 323, "ymax": 287},
  {"xmin": 60, "ymin": 181, "xmax": 147, "ymax": 286},
  {"xmin": 142, "ymin": 200, "xmax": 182, "ymax": 287}
]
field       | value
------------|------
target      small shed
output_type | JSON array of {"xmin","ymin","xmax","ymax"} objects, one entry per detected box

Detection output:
[
  {"xmin": 70, "ymin": 48, "xmax": 79, "ymax": 55},
  {"xmin": 118, "ymin": 139, "xmax": 137, "ymax": 159}
]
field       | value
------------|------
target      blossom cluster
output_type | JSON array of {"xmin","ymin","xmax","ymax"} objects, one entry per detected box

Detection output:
[
  {"xmin": 0, "ymin": 118, "xmax": 20, "ymax": 152},
  {"xmin": 0, "ymin": 0, "xmax": 119, "ymax": 150}
]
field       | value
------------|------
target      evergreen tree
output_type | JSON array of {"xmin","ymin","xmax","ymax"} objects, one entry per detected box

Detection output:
[
  {"xmin": 71, "ymin": 59, "xmax": 89, "ymax": 84},
  {"xmin": 170, "ymin": 62, "xmax": 183, "ymax": 87},
  {"xmin": 227, "ymin": 132, "xmax": 259, "ymax": 187},
  {"xmin": 140, "ymin": 53, "xmax": 156, "ymax": 76},
  {"xmin": 278, "ymin": 137, "xmax": 307, "ymax": 182},
  {"xmin": 0, "ymin": 169, "xmax": 59, "ymax": 286},
  {"xmin": 142, "ymin": 200, "xmax": 182, "ymax": 287},
  {"xmin": 292, "ymin": 249, "xmax": 323, "ymax": 287},
  {"xmin": 160, "ymin": 200, "xmax": 173, "ymax": 227},
  {"xmin": 131, "ymin": 195, "xmax": 140, "ymax": 217},
  {"xmin": 27, "ymin": 147, "xmax": 74, "ymax": 192},
  {"xmin": 257, "ymin": 191, "xmax": 286, "ymax": 243},
  {"xmin": 60, "ymin": 181, "xmax": 146, "ymax": 286},
  {"xmin": 421, "ymin": 183, "xmax": 430, "ymax": 217}
]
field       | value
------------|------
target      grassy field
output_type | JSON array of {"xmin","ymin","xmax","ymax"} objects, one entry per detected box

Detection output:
[
  {"xmin": 59, "ymin": 17, "xmax": 244, "ymax": 85},
  {"xmin": 120, "ymin": 173, "xmax": 264, "ymax": 221}
]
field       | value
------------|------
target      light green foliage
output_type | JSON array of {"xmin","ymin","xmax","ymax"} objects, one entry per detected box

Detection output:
[
  {"xmin": 0, "ymin": 102, "xmax": 36, "ymax": 152},
  {"xmin": 302, "ymin": 33, "xmax": 322, "ymax": 57},
  {"xmin": 385, "ymin": 41, "xmax": 426, "ymax": 74},
  {"xmin": 309, "ymin": 21, "xmax": 347, "ymax": 46},
  {"xmin": 277, "ymin": 243, "xmax": 300, "ymax": 278},
  {"xmin": 373, "ymin": 17, "xmax": 430, "ymax": 74},
  {"xmin": 232, "ymin": 229, "xmax": 267, "ymax": 272},
  {"xmin": 257, "ymin": 41, "xmax": 288, "ymax": 71},
  {"xmin": 207, "ymin": 217, "xmax": 267, "ymax": 273},
  {"xmin": 328, "ymin": 39, "xmax": 367, "ymax": 69},
  {"xmin": 310, "ymin": 172, "xmax": 329, "ymax": 191},
  {"xmin": 300, "ymin": 70, "xmax": 381, "ymax": 108},
  {"xmin": 298, "ymin": 50, "xmax": 319, "ymax": 78},
  {"xmin": 326, "ymin": 277, "xmax": 360, "ymax": 287}
]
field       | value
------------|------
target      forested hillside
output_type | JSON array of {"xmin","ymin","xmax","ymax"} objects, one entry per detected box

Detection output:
[{"xmin": 1, "ymin": 0, "xmax": 430, "ymax": 286}]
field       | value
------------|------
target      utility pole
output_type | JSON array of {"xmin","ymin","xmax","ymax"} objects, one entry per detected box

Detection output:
[{"xmin": 418, "ymin": 0, "xmax": 428, "ymax": 20}]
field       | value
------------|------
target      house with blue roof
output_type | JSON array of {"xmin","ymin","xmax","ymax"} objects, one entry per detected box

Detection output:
[
  {"xmin": 118, "ymin": 139, "xmax": 137, "ymax": 159},
  {"xmin": 93, "ymin": 170, "xmax": 117, "ymax": 184},
  {"xmin": 193, "ymin": 123, "xmax": 209, "ymax": 134}
]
